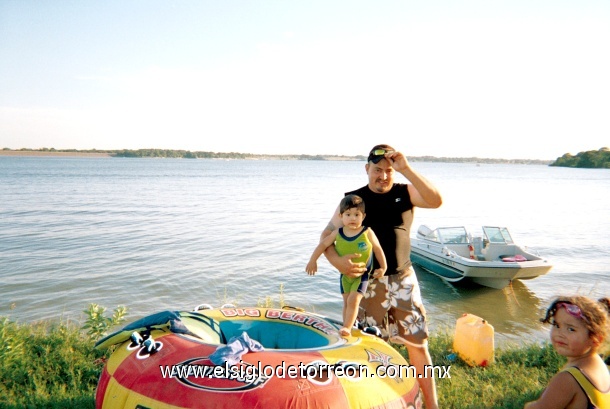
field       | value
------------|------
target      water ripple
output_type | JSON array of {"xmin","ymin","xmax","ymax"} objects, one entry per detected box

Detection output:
[{"xmin": 1, "ymin": 157, "xmax": 609, "ymax": 345}]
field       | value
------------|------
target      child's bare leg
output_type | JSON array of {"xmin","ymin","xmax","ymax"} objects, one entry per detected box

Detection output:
[
  {"xmin": 341, "ymin": 291, "xmax": 363, "ymax": 336},
  {"xmin": 341, "ymin": 293, "xmax": 349, "ymax": 327}
]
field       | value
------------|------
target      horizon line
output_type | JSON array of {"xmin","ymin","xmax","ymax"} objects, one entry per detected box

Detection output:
[{"xmin": 0, "ymin": 147, "xmax": 555, "ymax": 163}]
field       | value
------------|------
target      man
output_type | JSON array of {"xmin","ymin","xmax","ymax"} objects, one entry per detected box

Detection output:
[{"xmin": 322, "ymin": 144, "xmax": 442, "ymax": 409}]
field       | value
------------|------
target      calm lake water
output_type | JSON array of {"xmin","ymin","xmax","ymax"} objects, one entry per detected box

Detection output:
[{"xmin": 1, "ymin": 156, "xmax": 608, "ymax": 346}]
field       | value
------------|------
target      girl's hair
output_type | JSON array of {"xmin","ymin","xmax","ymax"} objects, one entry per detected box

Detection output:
[
  {"xmin": 542, "ymin": 295, "xmax": 610, "ymax": 344},
  {"xmin": 339, "ymin": 194, "xmax": 365, "ymax": 215}
]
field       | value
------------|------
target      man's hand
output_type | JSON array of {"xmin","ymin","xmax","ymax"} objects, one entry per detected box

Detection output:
[
  {"xmin": 386, "ymin": 150, "xmax": 409, "ymax": 173},
  {"xmin": 372, "ymin": 268, "xmax": 385, "ymax": 279},
  {"xmin": 335, "ymin": 253, "xmax": 367, "ymax": 278}
]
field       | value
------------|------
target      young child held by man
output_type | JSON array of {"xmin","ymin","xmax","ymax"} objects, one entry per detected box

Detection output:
[{"xmin": 306, "ymin": 194, "xmax": 386, "ymax": 337}]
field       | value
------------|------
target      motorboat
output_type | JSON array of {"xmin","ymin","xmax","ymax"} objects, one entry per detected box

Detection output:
[{"xmin": 410, "ymin": 225, "xmax": 552, "ymax": 289}]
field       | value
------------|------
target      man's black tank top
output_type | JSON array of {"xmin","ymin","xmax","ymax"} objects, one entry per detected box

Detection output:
[{"xmin": 346, "ymin": 184, "xmax": 413, "ymax": 275}]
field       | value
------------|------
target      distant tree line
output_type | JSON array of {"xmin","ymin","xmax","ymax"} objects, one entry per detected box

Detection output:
[
  {"xmin": 1, "ymin": 147, "xmax": 359, "ymax": 161},
  {"xmin": 112, "ymin": 149, "xmax": 249, "ymax": 159},
  {"xmin": 550, "ymin": 147, "xmax": 610, "ymax": 169},
  {"xmin": 1, "ymin": 147, "xmax": 554, "ymax": 165},
  {"xmin": 111, "ymin": 149, "xmax": 350, "ymax": 160}
]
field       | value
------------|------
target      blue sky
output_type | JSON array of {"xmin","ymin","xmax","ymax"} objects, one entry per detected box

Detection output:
[{"xmin": 1, "ymin": 1, "xmax": 608, "ymax": 160}]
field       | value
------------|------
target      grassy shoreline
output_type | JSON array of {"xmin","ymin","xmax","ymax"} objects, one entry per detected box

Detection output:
[{"xmin": 0, "ymin": 309, "xmax": 564, "ymax": 409}]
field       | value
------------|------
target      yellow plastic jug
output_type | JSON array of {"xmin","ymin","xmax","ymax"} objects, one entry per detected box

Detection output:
[{"xmin": 453, "ymin": 313, "xmax": 495, "ymax": 367}]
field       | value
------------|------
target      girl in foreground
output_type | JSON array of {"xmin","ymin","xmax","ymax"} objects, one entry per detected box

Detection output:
[{"xmin": 525, "ymin": 296, "xmax": 610, "ymax": 409}]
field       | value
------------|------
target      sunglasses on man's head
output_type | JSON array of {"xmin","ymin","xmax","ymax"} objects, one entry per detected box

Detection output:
[
  {"xmin": 368, "ymin": 149, "xmax": 395, "ymax": 163},
  {"xmin": 371, "ymin": 149, "xmax": 393, "ymax": 156}
]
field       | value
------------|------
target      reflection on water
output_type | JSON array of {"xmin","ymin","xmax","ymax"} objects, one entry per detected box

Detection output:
[{"xmin": 415, "ymin": 265, "xmax": 548, "ymax": 345}]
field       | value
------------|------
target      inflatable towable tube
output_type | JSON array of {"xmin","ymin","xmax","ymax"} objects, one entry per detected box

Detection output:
[{"xmin": 95, "ymin": 306, "xmax": 422, "ymax": 409}]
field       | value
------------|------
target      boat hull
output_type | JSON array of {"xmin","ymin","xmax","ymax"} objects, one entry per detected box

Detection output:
[{"xmin": 411, "ymin": 241, "xmax": 552, "ymax": 289}]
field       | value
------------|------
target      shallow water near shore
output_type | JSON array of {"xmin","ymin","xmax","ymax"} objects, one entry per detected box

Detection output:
[{"xmin": 1, "ymin": 156, "xmax": 608, "ymax": 346}]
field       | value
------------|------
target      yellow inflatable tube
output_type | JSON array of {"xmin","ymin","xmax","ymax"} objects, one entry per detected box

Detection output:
[{"xmin": 95, "ymin": 306, "xmax": 421, "ymax": 408}]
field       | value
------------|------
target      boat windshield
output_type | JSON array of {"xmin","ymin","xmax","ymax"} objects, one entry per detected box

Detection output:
[
  {"xmin": 483, "ymin": 226, "xmax": 514, "ymax": 244},
  {"xmin": 437, "ymin": 227, "xmax": 469, "ymax": 244}
]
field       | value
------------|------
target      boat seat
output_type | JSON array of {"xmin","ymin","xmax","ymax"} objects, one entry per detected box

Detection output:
[
  {"xmin": 501, "ymin": 255, "xmax": 528, "ymax": 262},
  {"xmin": 417, "ymin": 225, "xmax": 433, "ymax": 238},
  {"xmin": 446, "ymin": 244, "xmax": 472, "ymax": 258}
]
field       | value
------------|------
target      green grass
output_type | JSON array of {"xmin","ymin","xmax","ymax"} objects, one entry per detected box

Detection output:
[
  {"xmin": 0, "ymin": 317, "xmax": 106, "ymax": 409},
  {"xmin": 405, "ymin": 330, "xmax": 565, "ymax": 408},
  {"xmin": 0, "ymin": 306, "xmax": 565, "ymax": 409}
]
